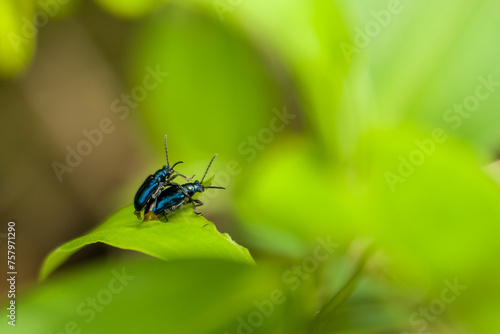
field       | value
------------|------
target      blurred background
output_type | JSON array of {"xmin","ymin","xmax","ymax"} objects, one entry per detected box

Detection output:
[{"xmin": 1, "ymin": 0, "xmax": 500, "ymax": 333}]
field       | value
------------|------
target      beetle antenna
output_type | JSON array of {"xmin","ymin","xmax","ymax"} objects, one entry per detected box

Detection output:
[
  {"xmin": 164, "ymin": 135, "xmax": 170, "ymax": 168},
  {"xmin": 204, "ymin": 186, "xmax": 226, "ymax": 190},
  {"xmin": 171, "ymin": 161, "xmax": 183, "ymax": 169},
  {"xmin": 201, "ymin": 154, "xmax": 218, "ymax": 184}
]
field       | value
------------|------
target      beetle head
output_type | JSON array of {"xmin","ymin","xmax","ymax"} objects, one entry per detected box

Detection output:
[{"xmin": 193, "ymin": 180, "xmax": 204, "ymax": 193}]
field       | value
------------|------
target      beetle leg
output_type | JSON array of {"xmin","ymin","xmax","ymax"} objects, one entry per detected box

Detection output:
[
  {"xmin": 191, "ymin": 199, "xmax": 204, "ymax": 215},
  {"xmin": 180, "ymin": 173, "xmax": 195, "ymax": 182},
  {"xmin": 151, "ymin": 183, "xmax": 165, "ymax": 199},
  {"xmin": 191, "ymin": 201, "xmax": 200, "ymax": 215},
  {"xmin": 170, "ymin": 197, "xmax": 188, "ymax": 213},
  {"xmin": 170, "ymin": 172, "xmax": 194, "ymax": 183},
  {"xmin": 167, "ymin": 174, "xmax": 179, "ymax": 183}
]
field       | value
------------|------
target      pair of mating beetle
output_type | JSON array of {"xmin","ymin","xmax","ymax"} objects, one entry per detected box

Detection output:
[{"xmin": 133, "ymin": 135, "xmax": 225, "ymax": 221}]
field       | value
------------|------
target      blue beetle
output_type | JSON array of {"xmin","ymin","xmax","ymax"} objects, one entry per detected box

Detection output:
[
  {"xmin": 134, "ymin": 135, "xmax": 192, "ymax": 219},
  {"xmin": 144, "ymin": 154, "xmax": 225, "ymax": 220}
]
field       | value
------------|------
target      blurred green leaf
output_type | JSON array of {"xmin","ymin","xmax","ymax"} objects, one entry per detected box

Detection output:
[
  {"xmin": 11, "ymin": 259, "xmax": 316, "ymax": 334},
  {"xmin": 236, "ymin": 0, "xmax": 350, "ymax": 159},
  {"xmin": 128, "ymin": 4, "xmax": 284, "ymax": 164},
  {"xmin": 318, "ymin": 277, "xmax": 415, "ymax": 334},
  {"xmin": 353, "ymin": 124, "xmax": 500, "ymax": 279},
  {"xmin": 40, "ymin": 203, "xmax": 254, "ymax": 280},
  {"xmin": 236, "ymin": 123, "xmax": 500, "ymax": 332},
  {"xmin": 353, "ymin": 124, "xmax": 500, "ymax": 332},
  {"xmin": 235, "ymin": 136, "xmax": 364, "ymax": 246},
  {"xmin": 339, "ymin": 0, "xmax": 500, "ymax": 153},
  {"xmin": 311, "ymin": 242, "xmax": 376, "ymax": 333},
  {"xmin": 0, "ymin": 0, "xmax": 36, "ymax": 77}
]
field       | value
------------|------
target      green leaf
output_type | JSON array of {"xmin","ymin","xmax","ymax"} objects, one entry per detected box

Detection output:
[
  {"xmin": 353, "ymin": 125, "xmax": 500, "ymax": 333},
  {"xmin": 40, "ymin": 203, "xmax": 254, "ymax": 281},
  {"xmin": 235, "ymin": 124, "xmax": 500, "ymax": 332},
  {"xmin": 11, "ymin": 259, "xmax": 315, "ymax": 334},
  {"xmin": 339, "ymin": 0, "xmax": 500, "ymax": 152}
]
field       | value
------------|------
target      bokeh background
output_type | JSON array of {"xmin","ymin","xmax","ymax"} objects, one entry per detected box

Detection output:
[{"xmin": 1, "ymin": 0, "xmax": 500, "ymax": 333}]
